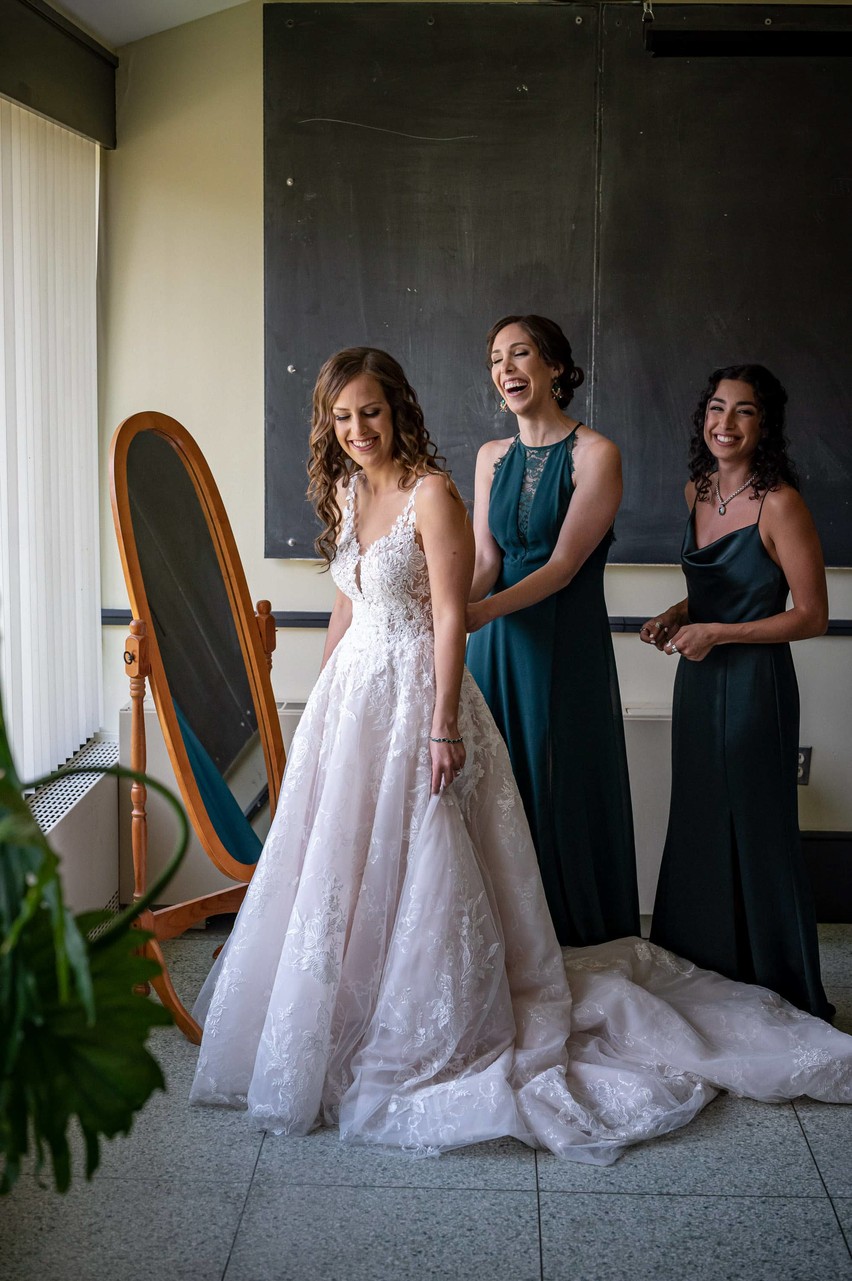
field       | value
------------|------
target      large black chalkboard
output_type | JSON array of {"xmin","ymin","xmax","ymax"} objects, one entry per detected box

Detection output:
[
  {"xmin": 264, "ymin": 3, "xmax": 597, "ymax": 555},
  {"xmin": 596, "ymin": 5, "xmax": 852, "ymax": 563},
  {"xmin": 265, "ymin": 4, "xmax": 852, "ymax": 565}
]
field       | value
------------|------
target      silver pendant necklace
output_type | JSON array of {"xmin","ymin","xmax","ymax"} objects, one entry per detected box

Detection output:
[{"xmin": 714, "ymin": 474, "xmax": 756, "ymax": 516}]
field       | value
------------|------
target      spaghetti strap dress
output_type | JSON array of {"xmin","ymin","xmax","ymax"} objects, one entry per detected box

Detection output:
[
  {"xmin": 650, "ymin": 499, "xmax": 832, "ymax": 1019},
  {"xmin": 465, "ymin": 432, "xmax": 640, "ymax": 946}
]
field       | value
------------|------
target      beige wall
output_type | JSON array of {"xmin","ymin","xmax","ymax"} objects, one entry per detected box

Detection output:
[
  {"xmin": 100, "ymin": 0, "xmax": 334, "ymax": 727},
  {"xmin": 99, "ymin": 0, "xmax": 852, "ymax": 831}
]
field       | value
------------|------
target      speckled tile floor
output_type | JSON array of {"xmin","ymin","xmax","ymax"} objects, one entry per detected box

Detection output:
[{"xmin": 1, "ymin": 925, "xmax": 850, "ymax": 1281}]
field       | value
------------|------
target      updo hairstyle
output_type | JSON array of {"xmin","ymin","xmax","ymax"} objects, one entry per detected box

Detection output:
[{"xmin": 486, "ymin": 314, "xmax": 585, "ymax": 408}]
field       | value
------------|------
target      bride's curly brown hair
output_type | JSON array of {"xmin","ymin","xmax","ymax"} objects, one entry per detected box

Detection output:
[
  {"xmin": 689, "ymin": 364, "xmax": 800, "ymax": 502},
  {"xmin": 307, "ymin": 347, "xmax": 447, "ymax": 565}
]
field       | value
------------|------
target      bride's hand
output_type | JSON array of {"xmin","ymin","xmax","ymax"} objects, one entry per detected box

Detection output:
[{"xmin": 430, "ymin": 736, "xmax": 466, "ymax": 794}]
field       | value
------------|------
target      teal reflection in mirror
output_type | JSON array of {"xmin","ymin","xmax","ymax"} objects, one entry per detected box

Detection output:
[
  {"xmin": 173, "ymin": 701, "xmax": 263, "ymax": 864},
  {"xmin": 126, "ymin": 429, "xmax": 268, "ymax": 863}
]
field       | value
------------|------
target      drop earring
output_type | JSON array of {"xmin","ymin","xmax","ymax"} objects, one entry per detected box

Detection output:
[
  {"xmin": 551, "ymin": 379, "xmax": 561, "ymax": 402},
  {"xmin": 499, "ymin": 397, "xmax": 507, "ymax": 412}
]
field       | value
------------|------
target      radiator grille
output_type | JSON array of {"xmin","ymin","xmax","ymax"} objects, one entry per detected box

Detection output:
[
  {"xmin": 88, "ymin": 890, "xmax": 121, "ymax": 940},
  {"xmin": 28, "ymin": 738, "xmax": 119, "ymax": 834}
]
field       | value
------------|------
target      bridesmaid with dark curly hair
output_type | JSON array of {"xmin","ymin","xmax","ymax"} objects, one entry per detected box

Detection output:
[{"xmin": 641, "ymin": 364, "xmax": 832, "ymax": 1019}]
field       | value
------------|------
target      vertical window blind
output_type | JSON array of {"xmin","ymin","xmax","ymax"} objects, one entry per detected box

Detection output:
[{"xmin": 0, "ymin": 98, "xmax": 101, "ymax": 784}]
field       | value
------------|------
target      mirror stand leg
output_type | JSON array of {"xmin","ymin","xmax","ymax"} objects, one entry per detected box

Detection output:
[
  {"xmin": 125, "ymin": 620, "xmax": 152, "ymax": 996},
  {"xmin": 124, "ymin": 618, "xmax": 201, "ymax": 1041},
  {"xmin": 138, "ymin": 912, "xmax": 202, "ymax": 1044}
]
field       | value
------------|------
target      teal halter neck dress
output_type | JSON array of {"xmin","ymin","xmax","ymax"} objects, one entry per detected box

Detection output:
[
  {"xmin": 466, "ymin": 432, "xmax": 640, "ymax": 947},
  {"xmin": 650, "ymin": 502, "xmax": 832, "ymax": 1019}
]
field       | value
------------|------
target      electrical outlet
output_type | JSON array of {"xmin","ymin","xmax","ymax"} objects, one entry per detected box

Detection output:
[{"xmin": 797, "ymin": 747, "xmax": 812, "ymax": 785}]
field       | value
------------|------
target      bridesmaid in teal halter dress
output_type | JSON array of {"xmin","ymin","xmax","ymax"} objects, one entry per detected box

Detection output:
[
  {"xmin": 642, "ymin": 365, "xmax": 832, "ymax": 1019},
  {"xmin": 466, "ymin": 315, "xmax": 639, "ymax": 946}
]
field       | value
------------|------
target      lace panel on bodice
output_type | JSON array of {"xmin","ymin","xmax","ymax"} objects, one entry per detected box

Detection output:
[
  {"xmin": 494, "ymin": 436, "xmax": 575, "ymax": 545},
  {"xmin": 331, "ymin": 475, "xmax": 432, "ymax": 652}
]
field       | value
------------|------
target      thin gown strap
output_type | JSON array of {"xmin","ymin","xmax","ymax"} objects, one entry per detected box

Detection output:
[
  {"xmin": 402, "ymin": 474, "xmax": 428, "ymax": 524},
  {"xmin": 565, "ymin": 424, "xmax": 582, "ymax": 474},
  {"xmin": 494, "ymin": 435, "xmax": 521, "ymax": 475},
  {"xmin": 341, "ymin": 475, "xmax": 358, "ymax": 528},
  {"xmin": 756, "ymin": 487, "xmax": 771, "ymax": 525}
]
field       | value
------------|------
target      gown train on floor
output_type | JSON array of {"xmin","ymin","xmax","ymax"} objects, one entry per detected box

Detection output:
[{"xmin": 190, "ymin": 476, "xmax": 852, "ymax": 1163}]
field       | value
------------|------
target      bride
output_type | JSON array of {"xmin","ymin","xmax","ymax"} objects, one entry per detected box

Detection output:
[{"xmin": 190, "ymin": 348, "xmax": 852, "ymax": 1162}]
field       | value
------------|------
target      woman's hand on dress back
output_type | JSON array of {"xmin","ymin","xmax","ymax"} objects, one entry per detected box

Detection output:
[
  {"xmin": 430, "ymin": 737, "xmax": 466, "ymax": 794},
  {"xmin": 465, "ymin": 599, "xmax": 492, "ymax": 634}
]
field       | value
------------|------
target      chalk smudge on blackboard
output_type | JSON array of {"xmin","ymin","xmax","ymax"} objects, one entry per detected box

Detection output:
[{"xmin": 297, "ymin": 118, "xmax": 477, "ymax": 142}]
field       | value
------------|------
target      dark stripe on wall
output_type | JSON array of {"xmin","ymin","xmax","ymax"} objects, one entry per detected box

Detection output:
[
  {"xmin": 643, "ymin": 5, "xmax": 852, "ymax": 59},
  {"xmin": 621, "ymin": 618, "xmax": 852, "ymax": 637},
  {"xmin": 101, "ymin": 609, "xmax": 852, "ymax": 636},
  {"xmin": 802, "ymin": 832, "xmax": 852, "ymax": 924},
  {"xmin": 0, "ymin": 0, "xmax": 117, "ymax": 147},
  {"xmin": 102, "ymin": 607, "xmax": 333, "ymax": 630}
]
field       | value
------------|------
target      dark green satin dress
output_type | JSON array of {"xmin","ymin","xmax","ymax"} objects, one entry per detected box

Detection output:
[
  {"xmin": 650, "ymin": 506, "xmax": 832, "ymax": 1020},
  {"xmin": 466, "ymin": 433, "xmax": 640, "ymax": 947}
]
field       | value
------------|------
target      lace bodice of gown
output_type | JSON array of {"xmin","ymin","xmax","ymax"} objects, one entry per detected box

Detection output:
[{"xmin": 331, "ymin": 474, "xmax": 433, "ymax": 657}]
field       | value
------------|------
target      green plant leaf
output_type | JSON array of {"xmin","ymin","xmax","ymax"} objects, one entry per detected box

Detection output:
[{"xmin": 0, "ymin": 688, "xmax": 190, "ymax": 1195}]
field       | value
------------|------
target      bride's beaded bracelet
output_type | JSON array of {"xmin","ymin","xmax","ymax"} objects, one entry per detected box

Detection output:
[{"xmin": 429, "ymin": 735, "xmax": 464, "ymax": 744}]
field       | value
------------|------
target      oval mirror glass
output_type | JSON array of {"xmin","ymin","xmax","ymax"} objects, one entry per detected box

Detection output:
[{"xmin": 111, "ymin": 413, "xmax": 285, "ymax": 881}]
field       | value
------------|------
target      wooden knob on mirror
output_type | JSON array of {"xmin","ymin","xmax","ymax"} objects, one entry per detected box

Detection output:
[{"xmin": 255, "ymin": 600, "xmax": 276, "ymax": 669}]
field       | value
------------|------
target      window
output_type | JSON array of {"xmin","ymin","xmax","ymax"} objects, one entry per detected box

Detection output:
[{"xmin": 0, "ymin": 99, "xmax": 101, "ymax": 782}]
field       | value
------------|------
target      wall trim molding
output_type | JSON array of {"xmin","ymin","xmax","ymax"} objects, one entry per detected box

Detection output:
[
  {"xmin": 0, "ymin": 0, "xmax": 117, "ymax": 147},
  {"xmin": 100, "ymin": 609, "xmax": 852, "ymax": 636}
]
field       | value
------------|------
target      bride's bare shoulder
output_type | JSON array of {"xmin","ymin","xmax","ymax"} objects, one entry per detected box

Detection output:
[{"xmin": 415, "ymin": 472, "xmax": 469, "ymax": 532}]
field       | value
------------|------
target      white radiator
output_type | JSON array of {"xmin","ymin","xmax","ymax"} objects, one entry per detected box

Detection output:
[{"xmin": 27, "ymin": 738, "xmax": 120, "ymax": 916}]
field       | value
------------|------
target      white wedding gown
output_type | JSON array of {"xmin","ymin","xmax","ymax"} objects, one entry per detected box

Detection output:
[{"xmin": 189, "ymin": 476, "xmax": 852, "ymax": 1163}]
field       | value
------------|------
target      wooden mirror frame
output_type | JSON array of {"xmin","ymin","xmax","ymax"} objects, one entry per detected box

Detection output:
[{"xmin": 110, "ymin": 411, "xmax": 286, "ymax": 1039}]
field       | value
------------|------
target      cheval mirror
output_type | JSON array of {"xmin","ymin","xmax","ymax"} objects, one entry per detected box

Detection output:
[{"xmin": 110, "ymin": 411, "xmax": 286, "ymax": 1042}]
